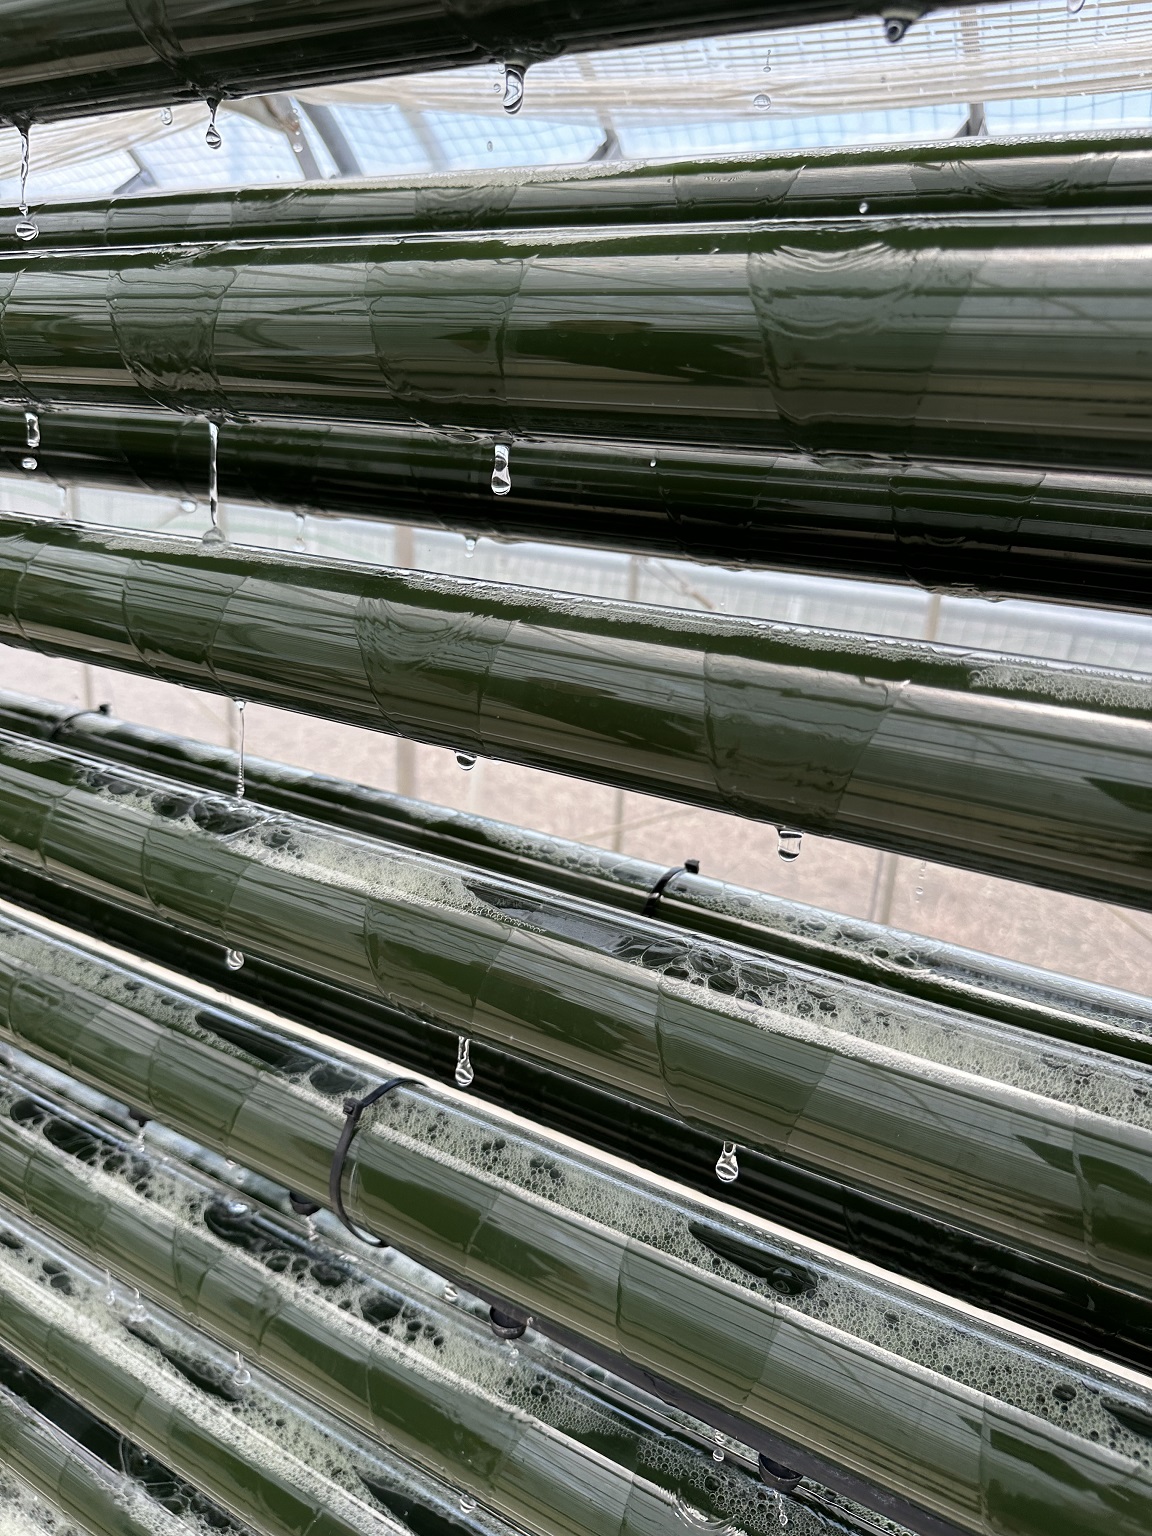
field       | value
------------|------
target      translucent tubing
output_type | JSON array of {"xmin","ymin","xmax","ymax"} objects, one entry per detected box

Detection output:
[
  {"xmin": 7, "ymin": 408, "xmax": 1152, "ymax": 610},
  {"xmin": 0, "ymin": 1203, "xmax": 524, "ymax": 1536},
  {"xmin": 0, "ymin": 520, "xmax": 1150, "ymax": 906},
  {"xmin": 0, "ymin": 738, "xmax": 1150, "ymax": 1294},
  {"xmin": 0, "ymin": 908, "xmax": 1149, "ymax": 1536},
  {"xmin": 2, "ymin": 210, "xmax": 1152, "ymax": 476},
  {"xmin": 0, "ymin": 1067, "xmax": 866, "ymax": 1536},
  {"xmin": 20, "ymin": 132, "xmax": 1152, "ymax": 248},
  {"xmin": 5, "ymin": 688, "xmax": 1148, "ymax": 1065}
]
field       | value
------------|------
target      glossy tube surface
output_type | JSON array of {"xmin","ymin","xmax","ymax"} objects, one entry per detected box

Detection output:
[
  {"xmin": 8, "ymin": 409, "xmax": 1152, "ymax": 609},
  {"xmin": 2, "ymin": 212, "xmax": 1151, "ymax": 475},
  {"xmin": 0, "ymin": 736, "xmax": 1150, "ymax": 1292},
  {"xmin": 0, "ymin": 922, "xmax": 1149, "ymax": 1536},
  {"xmin": 0, "ymin": 1205, "xmax": 523, "ymax": 1536},
  {"xmin": 6, "ymin": 688, "xmax": 1148, "ymax": 1065},
  {"xmin": 0, "ymin": 1068, "xmax": 865, "ymax": 1536},
  {"xmin": 0, "ymin": 0, "xmax": 978, "ymax": 126},
  {"xmin": 24, "ymin": 134, "xmax": 1152, "ymax": 247},
  {"xmin": 0, "ymin": 520, "xmax": 1150, "ymax": 905}
]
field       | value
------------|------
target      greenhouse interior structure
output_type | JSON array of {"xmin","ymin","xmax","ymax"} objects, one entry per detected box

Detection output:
[{"xmin": 0, "ymin": 1, "xmax": 1150, "ymax": 1534}]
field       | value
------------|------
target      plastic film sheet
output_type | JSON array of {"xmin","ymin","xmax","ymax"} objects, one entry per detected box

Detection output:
[
  {"xmin": 5, "ymin": 686, "xmax": 1149, "ymax": 1066},
  {"xmin": 0, "ymin": 520, "xmax": 1149, "ymax": 903},
  {"xmin": 0, "ymin": 911, "xmax": 1150, "ymax": 1536},
  {"xmin": 0, "ymin": 1067, "xmax": 871, "ymax": 1536},
  {"xmin": 1, "ymin": 210, "xmax": 1151, "ymax": 475},
  {"xmin": 0, "ymin": 741, "xmax": 1150, "ymax": 1289}
]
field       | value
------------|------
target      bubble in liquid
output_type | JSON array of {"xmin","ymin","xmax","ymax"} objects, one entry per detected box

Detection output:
[
  {"xmin": 225, "ymin": 949, "xmax": 245, "ymax": 971},
  {"xmin": 160, "ymin": 106, "xmax": 174, "ymax": 125},
  {"xmin": 502, "ymin": 64, "xmax": 526, "ymax": 114},
  {"xmin": 777, "ymin": 828, "xmax": 803, "ymax": 862},
  {"xmin": 715, "ymin": 1142, "xmax": 739, "ymax": 1184},
  {"xmin": 20, "ymin": 456, "xmax": 36, "ymax": 471},
  {"xmin": 456, "ymin": 752, "xmax": 477, "ymax": 771},
  {"xmin": 491, "ymin": 442, "xmax": 512, "ymax": 496},
  {"xmin": 455, "ymin": 1036, "xmax": 475, "ymax": 1089},
  {"xmin": 753, "ymin": 93, "xmax": 771, "ymax": 110}
]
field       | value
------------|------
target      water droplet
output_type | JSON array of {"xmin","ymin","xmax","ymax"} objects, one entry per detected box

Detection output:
[
  {"xmin": 455, "ymin": 751, "xmax": 477, "ymax": 771},
  {"xmin": 14, "ymin": 220, "xmax": 38, "ymax": 242},
  {"xmin": 205, "ymin": 101, "xmax": 223, "ymax": 150},
  {"xmin": 464, "ymin": 535, "xmax": 477, "ymax": 557},
  {"xmin": 884, "ymin": 14, "xmax": 909, "ymax": 41},
  {"xmin": 231, "ymin": 1352, "xmax": 251, "ymax": 1388},
  {"xmin": 486, "ymin": 140, "xmax": 494, "ymax": 152},
  {"xmin": 179, "ymin": 497, "xmax": 197, "ymax": 513},
  {"xmin": 206, "ymin": 418, "xmax": 220, "ymax": 536},
  {"xmin": 455, "ymin": 1036, "xmax": 475, "ymax": 1088},
  {"xmin": 753, "ymin": 93, "xmax": 771, "ymax": 110},
  {"xmin": 459, "ymin": 1495, "xmax": 477, "ymax": 1514},
  {"xmin": 712, "ymin": 1449, "xmax": 724, "ymax": 1463},
  {"xmin": 225, "ymin": 949, "xmax": 245, "ymax": 971},
  {"xmin": 491, "ymin": 442, "xmax": 511, "ymax": 496},
  {"xmin": 859, "ymin": 200, "xmax": 869, "ymax": 213},
  {"xmin": 201, "ymin": 527, "xmax": 225, "ymax": 547},
  {"xmin": 502, "ymin": 63, "xmax": 526, "ymax": 114},
  {"xmin": 715, "ymin": 1142, "xmax": 739, "ymax": 1183},
  {"xmin": 764, "ymin": 52, "xmax": 772, "ymax": 71},
  {"xmin": 291, "ymin": 136, "xmax": 305, "ymax": 154},
  {"xmin": 24, "ymin": 410, "xmax": 39, "ymax": 450},
  {"xmin": 233, "ymin": 699, "xmax": 246, "ymax": 799},
  {"xmin": 15, "ymin": 124, "xmax": 36, "ymax": 240},
  {"xmin": 20, "ymin": 456, "xmax": 36, "ymax": 471},
  {"xmin": 127, "ymin": 1288, "xmax": 146, "ymax": 1325},
  {"xmin": 160, "ymin": 106, "xmax": 173, "ymax": 126},
  {"xmin": 778, "ymin": 1506, "xmax": 788, "ymax": 1529},
  {"xmin": 1068, "ymin": 0, "xmax": 1085, "ymax": 12},
  {"xmin": 103, "ymin": 1271, "xmax": 117, "ymax": 1307},
  {"xmin": 777, "ymin": 828, "xmax": 803, "ymax": 862},
  {"xmin": 294, "ymin": 512, "xmax": 306, "ymax": 551},
  {"xmin": 649, "ymin": 458, "xmax": 657, "ymax": 468},
  {"xmin": 444, "ymin": 1284, "xmax": 458, "ymax": 1302}
]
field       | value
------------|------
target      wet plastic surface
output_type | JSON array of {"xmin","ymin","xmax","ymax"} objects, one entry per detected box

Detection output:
[
  {"xmin": 0, "ymin": 520, "xmax": 1150, "ymax": 906},
  {"xmin": 0, "ymin": 905, "xmax": 1149, "ymax": 1536}
]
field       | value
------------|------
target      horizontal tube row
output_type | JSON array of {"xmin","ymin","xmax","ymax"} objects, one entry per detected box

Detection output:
[
  {"xmin": 0, "ymin": 736, "xmax": 1148, "ymax": 1289},
  {"xmin": 5, "ymin": 687, "xmax": 1146, "ymax": 1065},
  {"xmin": 22, "ymin": 135, "xmax": 1152, "ymax": 247},
  {"xmin": 0, "ymin": 0, "xmax": 940, "ymax": 125},
  {"xmin": 0, "ymin": 1061, "xmax": 860, "ymax": 1536},
  {"xmin": 0, "ymin": 1201, "xmax": 521, "ymax": 1536},
  {"xmin": 0, "ymin": 519, "xmax": 1149, "ymax": 904},
  {"xmin": 2, "ymin": 212, "xmax": 1151, "ymax": 474},
  {"xmin": 0, "ymin": 904, "xmax": 1149, "ymax": 1536},
  {"xmin": 8, "ymin": 409, "xmax": 1152, "ymax": 610}
]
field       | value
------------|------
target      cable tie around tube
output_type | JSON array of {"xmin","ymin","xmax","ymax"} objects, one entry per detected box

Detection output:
[
  {"xmin": 641, "ymin": 857, "xmax": 700, "ymax": 918},
  {"xmin": 47, "ymin": 701, "xmax": 111, "ymax": 742},
  {"xmin": 328, "ymin": 1076, "xmax": 417, "ymax": 1247}
]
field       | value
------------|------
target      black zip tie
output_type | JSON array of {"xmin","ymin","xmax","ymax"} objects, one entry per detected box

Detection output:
[
  {"xmin": 47, "ymin": 701, "xmax": 111, "ymax": 742},
  {"xmin": 641, "ymin": 857, "xmax": 700, "ymax": 918},
  {"xmin": 328, "ymin": 1076, "xmax": 416, "ymax": 1247}
]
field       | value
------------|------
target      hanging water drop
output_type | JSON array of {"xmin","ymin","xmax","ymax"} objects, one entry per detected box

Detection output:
[
  {"xmin": 715, "ymin": 1142, "xmax": 739, "ymax": 1184},
  {"xmin": 225, "ymin": 949, "xmax": 245, "ymax": 971},
  {"xmin": 777, "ymin": 828, "xmax": 803, "ymax": 862},
  {"xmin": 487, "ymin": 140, "xmax": 494, "ymax": 152},
  {"xmin": 502, "ymin": 63, "xmax": 526, "ymax": 114},
  {"xmin": 24, "ymin": 410, "xmax": 39, "ymax": 450},
  {"xmin": 778, "ymin": 1504, "xmax": 788, "ymax": 1529},
  {"xmin": 233, "ymin": 699, "xmax": 246, "ymax": 799},
  {"xmin": 20, "ymin": 456, "xmax": 36, "ymax": 471},
  {"xmin": 103, "ymin": 1270, "xmax": 117, "ymax": 1308},
  {"xmin": 713, "ymin": 1449, "xmax": 724, "ymax": 1463},
  {"xmin": 160, "ymin": 106, "xmax": 174, "ymax": 125},
  {"xmin": 753, "ymin": 93, "xmax": 771, "ymax": 110},
  {"xmin": 764, "ymin": 51, "xmax": 772, "ymax": 71},
  {"xmin": 859, "ymin": 200, "xmax": 869, "ymax": 213},
  {"xmin": 456, "ymin": 751, "xmax": 477, "ymax": 771},
  {"xmin": 14, "ymin": 124, "xmax": 37, "ymax": 241},
  {"xmin": 459, "ymin": 1496, "xmax": 477, "ymax": 1514},
  {"xmin": 201, "ymin": 419, "xmax": 223, "ymax": 545},
  {"xmin": 491, "ymin": 442, "xmax": 511, "ymax": 496},
  {"xmin": 455, "ymin": 1036, "xmax": 475, "ymax": 1088},
  {"xmin": 205, "ymin": 101, "xmax": 223, "ymax": 150},
  {"xmin": 464, "ymin": 535, "xmax": 477, "ymax": 557},
  {"xmin": 231, "ymin": 1351, "xmax": 251, "ymax": 1388}
]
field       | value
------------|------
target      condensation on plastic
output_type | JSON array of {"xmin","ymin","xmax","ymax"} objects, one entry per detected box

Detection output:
[
  {"xmin": 0, "ymin": 1203, "xmax": 526, "ymax": 1536},
  {"xmin": 0, "ymin": 521, "xmax": 1149, "ymax": 905},
  {"xmin": 4, "ymin": 687, "xmax": 1149, "ymax": 1067},
  {"xmin": 0, "ymin": 1069, "xmax": 841, "ymax": 1536},
  {"xmin": 0, "ymin": 910, "xmax": 1150, "ymax": 1536},
  {"xmin": 0, "ymin": 736, "xmax": 1149, "ymax": 1292}
]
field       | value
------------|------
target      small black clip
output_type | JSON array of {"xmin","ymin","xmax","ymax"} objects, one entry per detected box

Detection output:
[
  {"xmin": 489, "ymin": 1305, "xmax": 528, "ymax": 1341},
  {"xmin": 288, "ymin": 1191, "xmax": 321, "ymax": 1218},
  {"xmin": 47, "ymin": 701, "xmax": 111, "ymax": 742},
  {"xmin": 757, "ymin": 1453, "xmax": 802, "ymax": 1493},
  {"xmin": 126, "ymin": 1108, "xmax": 149, "ymax": 1129},
  {"xmin": 328, "ymin": 1076, "xmax": 416, "ymax": 1247},
  {"xmin": 641, "ymin": 857, "xmax": 700, "ymax": 919}
]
